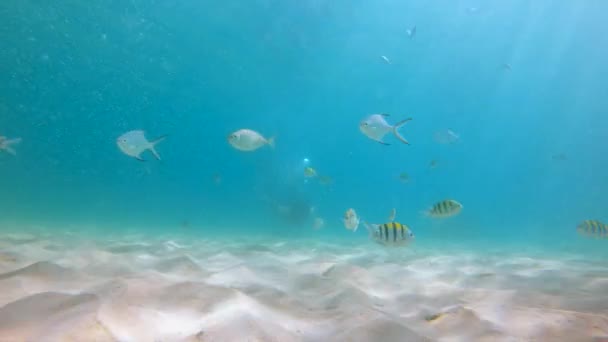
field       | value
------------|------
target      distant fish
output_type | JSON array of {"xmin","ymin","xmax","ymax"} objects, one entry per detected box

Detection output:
[
  {"xmin": 501, "ymin": 63, "xmax": 512, "ymax": 71},
  {"xmin": 577, "ymin": 220, "xmax": 607, "ymax": 239},
  {"xmin": 429, "ymin": 159, "xmax": 439, "ymax": 169},
  {"xmin": 388, "ymin": 208, "xmax": 397, "ymax": 222},
  {"xmin": 116, "ymin": 130, "xmax": 167, "ymax": 161},
  {"xmin": 318, "ymin": 175, "xmax": 334, "ymax": 186},
  {"xmin": 552, "ymin": 153, "xmax": 567, "ymax": 161},
  {"xmin": 406, "ymin": 25, "xmax": 416, "ymax": 39},
  {"xmin": 304, "ymin": 166, "xmax": 317, "ymax": 178},
  {"xmin": 364, "ymin": 221, "xmax": 414, "ymax": 247},
  {"xmin": 313, "ymin": 217, "xmax": 325, "ymax": 230},
  {"xmin": 434, "ymin": 129, "xmax": 460, "ymax": 145},
  {"xmin": 343, "ymin": 208, "xmax": 360, "ymax": 232},
  {"xmin": 0, "ymin": 136, "xmax": 22, "ymax": 156},
  {"xmin": 467, "ymin": 7, "xmax": 479, "ymax": 14},
  {"xmin": 426, "ymin": 199, "xmax": 463, "ymax": 218},
  {"xmin": 359, "ymin": 114, "xmax": 412, "ymax": 145},
  {"xmin": 399, "ymin": 172, "xmax": 410, "ymax": 183},
  {"xmin": 212, "ymin": 172, "xmax": 222, "ymax": 185},
  {"xmin": 227, "ymin": 129, "xmax": 275, "ymax": 152},
  {"xmin": 381, "ymin": 55, "xmax": 391, "ymax": 64}
]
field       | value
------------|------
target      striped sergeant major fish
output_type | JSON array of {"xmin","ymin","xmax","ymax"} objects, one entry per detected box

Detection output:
[
  {"xmin": 577, "ymin": 220, "xmax": 608, "ymax": 239},
  {"xmin": 426, "ymin": 199, "xmax": 463, "ymax": 218},
  {"xmin": 364, "ymin": 221, "xmax": 414, "ymax": 247}
]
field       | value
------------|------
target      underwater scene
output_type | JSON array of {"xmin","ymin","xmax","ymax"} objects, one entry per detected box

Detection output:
[{"xmin": 1, "ymin": 0, "xmax": 607, "ymax": 341}]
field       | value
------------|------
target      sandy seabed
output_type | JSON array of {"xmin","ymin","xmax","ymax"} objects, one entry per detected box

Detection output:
[{"xmin": 0, "ymin": 230, "xmax": 607, "ymax": 342}]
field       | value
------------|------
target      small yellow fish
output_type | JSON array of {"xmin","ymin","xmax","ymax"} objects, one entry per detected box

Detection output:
[
  {"xmin": 304, "ymin": 166, "xmax": 317, "ymax": 178},
  {"xmin": 577, "ymin": 220, "xmax": 607, "ymax": 239},
  {"xmin": 426, "ymin": 199, "xmax": 463, "ymax": 218},
  {"xmin": 343, "ymin": 208, "xmax": 360, "ymax": 232}
]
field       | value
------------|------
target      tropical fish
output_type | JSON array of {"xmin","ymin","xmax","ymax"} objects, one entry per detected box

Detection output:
[
  {"xmin": 343, "ymin": 208, "xmax": 360, "ymax": 232},
  {"xmin": 381, "ymin": 55, "xmax": 391, "ymax": 64},
  {"xmin": 399, "ymin": 172, "xmax": 410, "ymax": 183},
  {"xmin": 304, "ymin": 166, "xmax": 317, "ymax": 178},
  {"xmin": 227, "ymin": 129, "xmax": 275, "ymax": 152},
  {"xmin": 364, "ymin": 221, "xmax": 414, "ymax": 247},
  {"xmin": 359, "ymin": 114, "xmax": 412, "ymax": 145},
  {"xmin": 426, "ymin": 199, "xmax": 463, "ymax": 218},
  {"xmin": 116, "ymin": 130, "xmax": 167, "ymax": 161},
  {"xmin": 406, "ymin": 25, "xmax": 416, "ymax": 39},
  {"xmin": 0, "ymin": 136, "xmax": 22, "ymax": 156},
  {"xmin": 576, "ymin": 220, "xmax": 607, "ymax": 239}
]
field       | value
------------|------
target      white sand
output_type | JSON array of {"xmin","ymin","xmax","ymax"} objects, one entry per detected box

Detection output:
[{"xmin": 0, "ymin": 231, "xmax": 607, "ymax": 341}]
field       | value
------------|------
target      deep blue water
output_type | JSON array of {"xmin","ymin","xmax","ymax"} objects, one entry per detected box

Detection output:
[{"xmin": 1, "ymin": 1, "xmax": 607, "ymax": 249}]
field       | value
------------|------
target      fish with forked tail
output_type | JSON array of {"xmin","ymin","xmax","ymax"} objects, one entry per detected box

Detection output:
[
  {"xmin": 117, "ymin": 130, "xmax": 167, "ymax": 161},
  {"xmin": 359, "ymin": 114, "xmax": 412, "ymax": 145}
]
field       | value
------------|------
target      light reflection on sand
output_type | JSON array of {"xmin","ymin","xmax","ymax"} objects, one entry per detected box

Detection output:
[{"xmin": 0, "ymin": 231, "xmax": 607, "ymax": 341}]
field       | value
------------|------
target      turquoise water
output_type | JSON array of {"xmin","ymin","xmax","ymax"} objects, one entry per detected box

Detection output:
[{"xmin": 1, "ymin": 1, "xmax": 607, "ymax": 250}]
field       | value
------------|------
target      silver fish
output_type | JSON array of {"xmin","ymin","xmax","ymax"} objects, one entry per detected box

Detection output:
[
  {"xmin": 117, "ymin": 130, "xmax": 167, "ymax": 161},
  {"xmin": 227, "ymin": 129, "xmax": 275, "ymax": 152},
  {"xmin": 406, "ymin": 25, "xmax": 416, "ymax": 39},
  {"xmin": 0, "ymin": 136, "xmax": 22, "ymax": 156},
  {"xmin": 343, "ymin": 208, "xmax": 360, "ymax": 232},
  {"xmin": 359, "ymin": 114, "xmax": 411, "ymax": 145}
]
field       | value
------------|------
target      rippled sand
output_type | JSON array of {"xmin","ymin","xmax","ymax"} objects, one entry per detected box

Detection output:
[{"xmin": 0, "ymin": 230, "xmax": 607, "ymax": 341}]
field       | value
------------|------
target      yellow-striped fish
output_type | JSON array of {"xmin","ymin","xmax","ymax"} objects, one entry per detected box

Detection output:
[
  {"xmin": 364, "ymin": 221, "xmax": 414, "ymax": 247},
  {"xmin": 426, "ymin": 199, "xmax": 463, "ymax": 218},
  {"xmin": 577, "ymin": 220, "xmax": 608, "ymax": 239}
]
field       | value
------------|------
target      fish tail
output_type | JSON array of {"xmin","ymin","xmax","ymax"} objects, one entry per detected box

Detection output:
[
  {"xmin": 266, "ymin": 137, "xmax": 275, "ymax": 149},
  {"xmin": 4, "ymin": 146, "xmax": 16, "ymax": 156},
  {"xmin": 393, "ymin": 118, "xmax": 412, "ymax": 145},
  {"xmin": 3, "ymin": 138, "xmax": 21, "ymax": 155},
  {"xmin": 150, "ymin": 135, "xmax": 167, "ymax": 161}
]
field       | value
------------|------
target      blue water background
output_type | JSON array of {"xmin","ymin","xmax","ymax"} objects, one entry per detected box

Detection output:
[{"xmin": 1, "ymin": 1, "xmax": 607, "ymax": 251}]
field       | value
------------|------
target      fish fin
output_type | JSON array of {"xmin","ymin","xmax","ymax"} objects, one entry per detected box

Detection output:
[
  {"xmin": 151, "ymin": 134, "xmax": 168, "ymax": 146},
  {"xmin": 135, "ymin": 156, "xmax": 146, "ymax": 162},
  {"xmin": 6, "ymin": 138, "xmax": 22, "ymax": 146},
  {"xmin": 266, "ymin": 137, "xmax": 275, "ymax": 149},
  {"xmin": 393, "ymin": 118, "xmax": 412, "ymax": 145},
  {"xmin": 380, "ymin": 113, "xmax": 390, "ymax": 117},
  {"xmin": 375, "ymin": 139, "xmax": 390, "ymax": 146},
  {"xmin": 3, "ymin": 138, "xmax": 21, "ymax": 156},
  {"xmin": 149, "ymin": 135, "xmax": 167, "ymax": 161}
]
